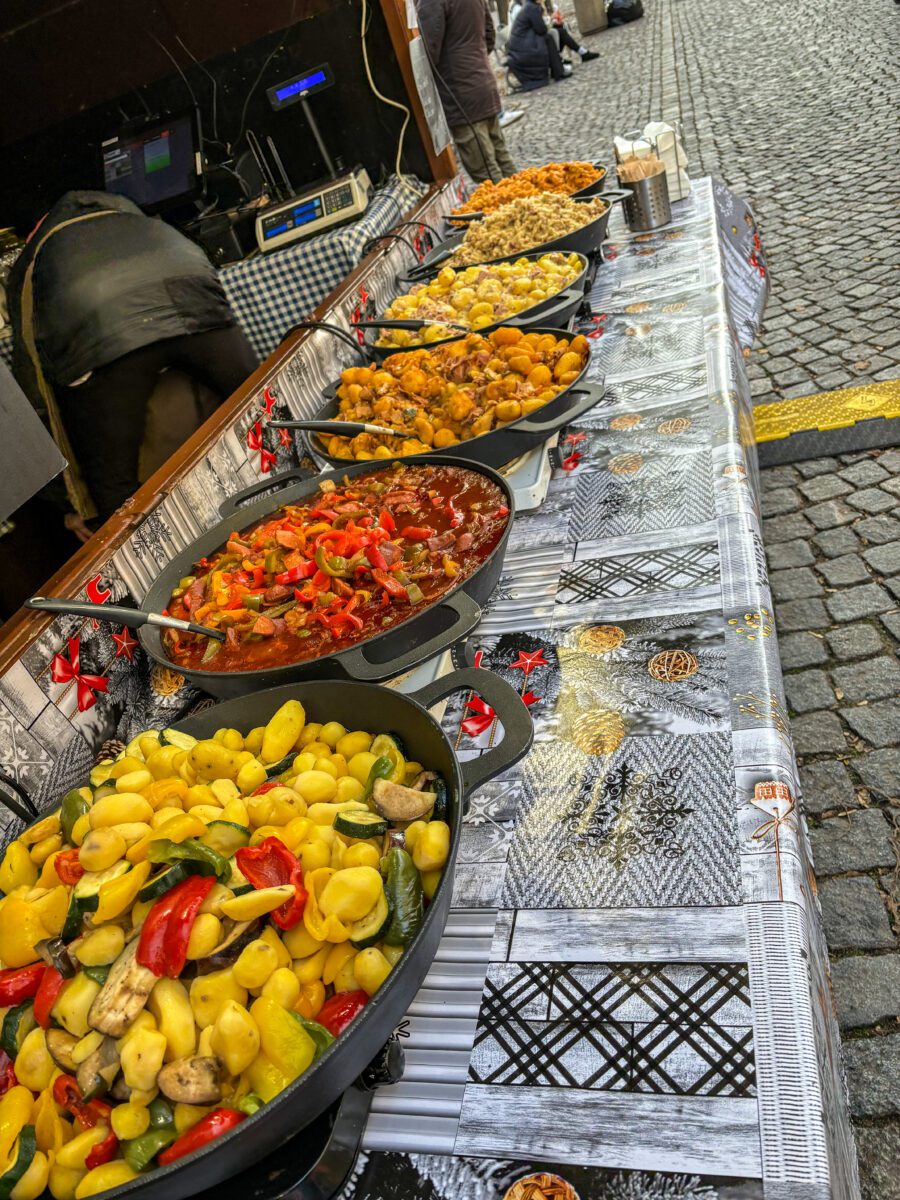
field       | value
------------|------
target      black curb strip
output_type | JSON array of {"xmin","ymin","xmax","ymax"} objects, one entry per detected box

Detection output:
[{"xmin": 757, "ymin": 416, "xmax": 900, "ymax": 466}]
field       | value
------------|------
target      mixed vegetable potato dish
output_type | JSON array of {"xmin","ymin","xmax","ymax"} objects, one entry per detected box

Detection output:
[
  {"xmin": 0, "ymin": 701, "xmax": 452, "ymax": 1196},
  {"xmin": 445, "ymin": 195, "xmax": 609, "ymax": 269},
  {"xmin": 451, "ymin": 161, "xmax": 603, "ymax": 217},
  {"xmin": 162, "ymin": 462, "xmax": 509, "ymax": 673},
  {"xmin": 323, "ymin": 327, "xmax": 590, "ymax": 462},
  {"xmin": 374, "ymin": 252, "xmax": 583, "ymax": 349}
]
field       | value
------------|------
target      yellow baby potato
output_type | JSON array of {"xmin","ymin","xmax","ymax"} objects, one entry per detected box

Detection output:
[
  {"xmin": 232, "ymin": 940, "xmax": 279, "ymax": 990},
  {"xmin": 293, "ymin": 771, "xmax": 338, "ymax": 805},
  {"xmin": 336, "ymin": 731, "xmax": 373, "ymax": 759},
  {"xmin": 353, "ymin": 947, "xmax": 392, "ymax": 996},
  {"xmin": 75, "ymin": 925, "xmax": 125, "ymax": 966}
]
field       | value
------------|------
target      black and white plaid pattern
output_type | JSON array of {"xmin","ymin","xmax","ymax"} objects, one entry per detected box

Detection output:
[{"xmin": 220, "ymin": 176, "xmax": 425, "ymax": 359}]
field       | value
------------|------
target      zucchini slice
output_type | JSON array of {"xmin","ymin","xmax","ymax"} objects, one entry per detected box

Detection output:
[
  {"xmin": 349, "ymin": 891, "xmax": 392, "ymax": 949},
  {"xmin": 160, "ymin": 728, "xmax": 197, "ymax": 750},
  {"xmin": 0, "ymin": 1002, "xmax": 35, "ymax": 1059},
  {"xmin": 88, "ymin": 763, "xmax": 114, "ymax": 787},
  {"xmin": 138, "ymin": 862, "xmax": 194, "ymax": 902},
  {"xmin": 74, "ymin": 862, "xmax": 132, "ymax": 909},
  {"xmin": 369, "ymin": 734, "xmax": 406, "ymax": 783},
  {"xmin": 333, "ymin": 810, "xmax": 389, "ymax": 839},
  {"xmin": 0, "ymin": 1126, "xmax": 36, "ymax": 1200},
  {"xmin": 203, "ymin": 821, "xmax": 251, "ymax": 857},
  {"xmin": 228, "ymin": 863, "xmax": 253, "ymax": 895}
]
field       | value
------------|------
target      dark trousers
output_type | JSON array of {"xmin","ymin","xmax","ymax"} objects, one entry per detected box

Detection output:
[{"xmin": 59, "ymin": 324, "xmax": 258, "ymax": 521}]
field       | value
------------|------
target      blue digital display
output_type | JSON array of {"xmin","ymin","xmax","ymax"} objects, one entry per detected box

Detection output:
[
  {"xmin": 275, "ymin": 69, "xmax": 327, "ymax": 103},
  {"xmin": 292, "ymin": 199, "xmax": 321, "ymax": 219},
  {"xmin": 264, "ymin": 222, "xmax": 290, "ymax": 239}
]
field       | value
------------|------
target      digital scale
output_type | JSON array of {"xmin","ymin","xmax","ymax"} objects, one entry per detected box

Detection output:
[
  {"xmin": 255, "ymin": 167, "xmax": 372, "ymax": 252},
  {"xmin": 254, "ymin": 62, "xmax": 372, "ymax": 253}
]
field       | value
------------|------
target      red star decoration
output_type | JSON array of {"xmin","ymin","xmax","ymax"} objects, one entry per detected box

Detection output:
[
  {"xmin": 247, "ymin": 421, "xmax": 277, "ymax": 474},
  {"xmin": 561, "ymin": 450, "xmax": 583, "ymax": 471},
  {"xmin": 50, "ymin": 636, "xmax": 109, "ymax": 712},
  {"xmin": 521, "ymin": 690, "xmax": 540, "ymax": 707},
  {"xmin": 278, "ymin": 427, "xmax": 293, "ymax": 448},
  {"xmin": 111, "ymin": 627, "xmax": 138, "ymax": 661},
  {"xmin": 564, "ymin": 431, "xmax": 587, "ymax": 447},
  {"xmin": 509, "ymin": 648, "xmax": 548, "ymax": 678}
]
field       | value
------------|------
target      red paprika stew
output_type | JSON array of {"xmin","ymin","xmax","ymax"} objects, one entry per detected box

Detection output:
[{"xmin": 163, "ymin": 463, "xmax": 508, "ymax": 673}]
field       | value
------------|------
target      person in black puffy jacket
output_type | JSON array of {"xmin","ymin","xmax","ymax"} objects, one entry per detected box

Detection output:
[
  {"xmin": 507, "ymin": 0, "xmax": 574, "ymax": 90},
  {"xmin": 7, "ymin": 190, "xmax": 258, "ymax": 527}
]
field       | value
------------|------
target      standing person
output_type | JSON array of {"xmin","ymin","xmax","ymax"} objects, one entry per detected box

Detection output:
[
  {"xmin": 7, "ymin": 190, "xmax": 258, "ymax": 529},
  {"xmin": 418, "ymin": 0, "xmax": 518, "ymax": 184}
]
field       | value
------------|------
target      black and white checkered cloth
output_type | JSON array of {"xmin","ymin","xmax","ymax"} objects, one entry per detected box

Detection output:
[
  {"xmin": 220, "ymin": 175, "xmax": 425, "ymax": 360},
  {"xmin": 0, "ymin": 175, "xmax": 425, "ymax": 370}
]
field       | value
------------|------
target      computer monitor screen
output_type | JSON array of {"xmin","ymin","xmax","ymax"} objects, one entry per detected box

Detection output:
[{"xmin": 101, "ymin": 112, "xmax": 202, "ymax": 211}]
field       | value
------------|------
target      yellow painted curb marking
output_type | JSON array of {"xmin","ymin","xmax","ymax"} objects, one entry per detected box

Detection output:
[{"xmin": 754, "ymin": 378, "xmax": 900, "ymax": 444}]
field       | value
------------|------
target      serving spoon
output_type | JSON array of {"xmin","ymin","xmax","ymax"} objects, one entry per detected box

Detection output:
[{"xmin": 26, "ymin": 597, "xmax": 226, "ymax": 641}]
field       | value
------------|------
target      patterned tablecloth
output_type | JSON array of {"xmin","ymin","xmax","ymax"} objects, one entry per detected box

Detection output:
[
  {"xmin": 0, "ymin": 175, "xmax": 425, "ymax": 369},
  {"xmin": 0, "ymin": 177, "xmax": 859, "ymax": 1200}
]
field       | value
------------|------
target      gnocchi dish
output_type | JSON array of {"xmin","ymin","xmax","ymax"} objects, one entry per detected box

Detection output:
[
  {"xmin": 324, "ymin": 327, "xmax": 590, "ymax": 462},
  {"xmin": 0, "ymin": 704, "xmax": 450, "ymax": 1196},
  {"xmin": 375, "ymin": 252, "xmax": 584, "ymax": 349}
]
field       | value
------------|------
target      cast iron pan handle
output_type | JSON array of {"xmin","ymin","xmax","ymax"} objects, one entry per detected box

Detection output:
[
  {"xmin": 241, "ymin": 1042, "xmax": 404, "ymax": 1200},
  {"xmin": 515, "ymin": 381, "xmax": 608, "ymax": 434},
  {"xmin": 277, "ymin": 320, "xmax": 368, "ymax": 363},
  {"xmin": 511, "ymin": 286, "xmax": 584, "ymax": 328},
  {"xmin": 219, "ymin": 466, "xmax": 317, "ymax": 519},
  {"xmin": 336, "ymin": 590, "xmax": 482, "ymax": 682},
  {"xmin": 410, "ymin": 665, "xmax": 534, "ymax": 797},
  {"xmin": 0, "ymin": 770, "xmax": 39, "ymax": 823},
  {"xmin": 598, "ymin": 189, "xmax": 632, "ymax": 204}
]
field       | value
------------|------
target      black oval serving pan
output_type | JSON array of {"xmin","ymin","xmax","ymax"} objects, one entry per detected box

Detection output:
[
  {"xmin": 445, "ymin": 160, "xmax": 610, "ymax": 226},
  {"xmin": 304, "ymin": 326, "xmax": 607, "ymax": 472},
  {"xmin": 409, "ymin": 191, "xmax": 629, "ymax": 283},
  {"xmin": 10, "ymin": 671, "xmax": 533, "ymax": 1200},
  {"xmin": 361, "ymin": 250, "xmax": 591, "ymax": 362},
  {"xmin": 138, "ymin": 455, "xmax": 515, "ymax": 700}
]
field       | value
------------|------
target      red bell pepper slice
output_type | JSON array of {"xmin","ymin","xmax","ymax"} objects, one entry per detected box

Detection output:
[
  {"xmin": 34, "ymin": 967, "xmax": 66, "ymax": 1028},
  {"xmin": 52, "ymin": 1075, "xmax": 119, "ymax": 1165},
  {"xmin": 274, "ymin": 561, "xmax": 315, "ymax": 586},
  {"xmin": 0, "ymin": 964, "xmax": 45, "ymax": 1007},
  {"xmin": 0, "ymin": 1052, "xmax": 17, "ymax": 1097},
  {"xmin": 158, "ymin": 1108, "xmax": 245, "ymax": 1166},
  {"xmin": 251, "ymin": 781, "xmax": 282, "ymax": 796},
  {"xmin": 372, "ymin": 569, "xmax": 407, "ymax": 599},
  {"xmin": 234, "ymin": 837, "xmax": 307, "ymax": 930},
  {"xmin": 136, "ymin": 875, "xmax": 217, "ymax": 977},
  {"xmin": 317, "ymin": 990, "xmax": 368, "ymax": 1037},
  {"xmin": 399, "ymin": 526, "xmax": 434, "ymax": 541},
  {"xmin": 54, "ymin": 847, "xmax": 85, "ymax": 885},
  {"xmin": 366, "ymin": 543, "xmax": 387, "ymax": 571},
  {"xmin": 378, "ymin": 508, "xmax": 396, "ymax": 532}
]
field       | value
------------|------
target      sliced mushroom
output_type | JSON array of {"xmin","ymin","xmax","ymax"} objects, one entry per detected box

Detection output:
[
  {"xmin": 77, "ymin": 1036, "xmax": 121, "ymax": 1100},
  {"xmin": 157, "ymin": 1056, "xmax": 224, "ymax": 1104},
  {"xmin": 88, "ymin": 937, "xmax": 157, "ymax": 1037},
  {"xmin": 110, "ymin": 1074, "xmax": 132, "ymax": 1102},
  {"xmin": 46, "ymin": 1028, "xmax": 79, "ymax": 1073},
  {"xmin": 372, "ymin": 778, "xmax": 436, "ymax": 823}
]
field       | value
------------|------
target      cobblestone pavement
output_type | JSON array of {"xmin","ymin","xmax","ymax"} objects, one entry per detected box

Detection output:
[
  {"xmin": 761, "ymin": 449, "xmax": 900, "ymax": 1199},
  {"xmin": 494, "ymin": 2, "xmax": 900, "ymax": 1195},
  {"xmin": 500, "ymin": 0, "xmax": 900, "ymax": 403}
]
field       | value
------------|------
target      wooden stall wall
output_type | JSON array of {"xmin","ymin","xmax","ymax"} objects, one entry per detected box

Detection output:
[{"xmin": 0, "ymin": 0, "xmax": 437, "ymax": 231}]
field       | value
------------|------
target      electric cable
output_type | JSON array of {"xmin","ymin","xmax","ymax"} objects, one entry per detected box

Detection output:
[
  {"xmin": 147, "ymin": 31, "xmax": 200, "ymax": 111},
  {"xmin": 234, "ymin": 0, "xmax": 298, "ymax": 153},
  {"xmin": 175, "ymin": 33, "xmax": 221, "ymax": 148},
  {"xmin": 360, "ymin": 0, "xmax": 412, "ymax": 183}
]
